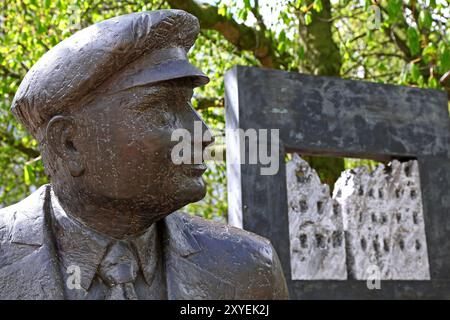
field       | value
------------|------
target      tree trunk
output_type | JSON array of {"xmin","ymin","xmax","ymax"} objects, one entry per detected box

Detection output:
[{"xmin": 299, "ymin": 0, "xmax": 345, "ymax": 189}]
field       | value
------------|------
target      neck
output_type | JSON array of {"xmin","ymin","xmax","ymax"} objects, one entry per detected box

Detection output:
[{"xmin": 51, "ymin": 183, "xmax": 167, "ymax": 239}]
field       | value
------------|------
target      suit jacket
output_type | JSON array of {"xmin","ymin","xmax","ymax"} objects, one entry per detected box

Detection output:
[{"xmin": 0, "ymin": 185, "xmax": 288, "ymax": 299}]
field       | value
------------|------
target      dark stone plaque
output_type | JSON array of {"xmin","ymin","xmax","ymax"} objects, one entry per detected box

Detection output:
[{"xmin": 225, "ymin": 65, "xmax": 450, "ymax": 299}]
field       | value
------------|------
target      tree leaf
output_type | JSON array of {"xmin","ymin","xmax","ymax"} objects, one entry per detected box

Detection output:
[
  {"xmin": 438, "ymin": 42, "xmax": 450, "ymax": 72},
  {"xmin": 387, "ymin": 0, "xmax": 403, "ymax": 23},
  {"xmin": 237, "ymin": 8, "xmax": 248, "ymax": 21},
  {"xmin": 419, "ymin": 10, "xmax": 432, "ymax": 30},
  {"xmin": 305, "ymin": 12, "xmax": 313, "ymax": 25},
  {"xmin": 410, "ymin": 63, "xmax": 421, "ymax": 82},
  {"xmin": 313, "ymin": 0, "xmax": 323, "ymax": 12},
  {"xmin": 23, "ymin": 164, "xmax": 35, "ymax": 186},
  {"xmin": 218, "ymin": 4, "xmax": 227, "ymax": 17},
  {"xmin": 422, "ymin": 44, "xmax": 437, "ymax": 63},
  {"xmin": 299, "ymin": 45, "xmax": 305, "ymax": 60},
  {"xmin": 407, "ymin": 27, "xmax": 420, "ymax": 56},
  {"xmin": 428, "ymin": 76, "xmax": 438, "ymax": 88}
]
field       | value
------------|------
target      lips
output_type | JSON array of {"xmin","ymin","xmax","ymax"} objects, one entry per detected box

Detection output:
[{"xmin": 182, "ymin": 163, "xmax": 208, "ymax": 176}]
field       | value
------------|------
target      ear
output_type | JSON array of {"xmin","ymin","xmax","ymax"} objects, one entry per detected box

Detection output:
[{"xmin": 46, "ymin": 115, "xmax": 85, "ymax": 177}]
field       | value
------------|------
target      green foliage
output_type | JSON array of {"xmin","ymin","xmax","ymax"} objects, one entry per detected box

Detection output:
[
  {"xmin": 407, "ymin": 27, "xmax": 421, "ymax": 56},
  {"xmin": 418, "ymin": 9, "xmax": 432, "ymax": 30},
  {"xmin": 344, "ymin": 158, "xmax": 379, "ymax": 173},
  {"xmin": 386, "ymin": 0, "xmax": 404, "ymax": 23}
]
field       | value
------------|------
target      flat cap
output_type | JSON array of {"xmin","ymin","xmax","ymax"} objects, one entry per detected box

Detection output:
[{"xmin": 11, "ymin": 10, "xmax": 209, "ymax": 140}]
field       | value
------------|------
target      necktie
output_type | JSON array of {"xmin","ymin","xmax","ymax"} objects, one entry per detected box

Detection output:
[{"xmin": 98, "ymin": 241, "xmax": 139, "ymax": 300}]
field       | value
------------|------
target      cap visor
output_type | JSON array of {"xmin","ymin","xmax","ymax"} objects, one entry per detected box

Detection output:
[{"xmin": 115, "ymin": 59, "xmax": 210, "ymax": 91}]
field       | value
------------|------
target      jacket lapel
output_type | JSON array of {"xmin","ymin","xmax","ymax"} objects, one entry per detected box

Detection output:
[
  {"xmin": 161, "ymin": 212, "xmax": 235, "ymax": 300},
  {"xmin": 161, "ymin": 212, "xmax": 202, "ymax": 258},
  {"xmin": 0, "ymin": 185, "xmax": 64, "ymax": 299}
]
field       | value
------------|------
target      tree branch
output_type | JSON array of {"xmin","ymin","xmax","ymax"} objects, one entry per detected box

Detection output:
[
  {"xmin": 383, "ymin": 27, "xmax": 413, "ymax": 60},
  {"xmin": 0, "ymin": 64, "xmax": 21, "ymax": 79},
  {"xmin": 251, "ymin": 0, "xmax": 266, "ymax": 33},
  {"xmin": 165, "ymin": 0, "xmax": 280, "ymax": 68},
  {"xmin": 0, "ymin": 130, "xmax": 40, "ymax": 158},
  {"xmin": 360, "ymin": 52, "xmax": 407, "ymax": 60}
]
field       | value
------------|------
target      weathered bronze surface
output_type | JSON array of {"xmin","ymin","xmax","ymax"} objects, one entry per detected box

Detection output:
[{"xmin": 0, "ymin": 10, "xmax": 288, "ymax": 300}]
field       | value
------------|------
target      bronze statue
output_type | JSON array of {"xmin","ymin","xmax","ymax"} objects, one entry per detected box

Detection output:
[{"xmin": 0, "ymin": 10, "xmax": 288, "ymax": 300}]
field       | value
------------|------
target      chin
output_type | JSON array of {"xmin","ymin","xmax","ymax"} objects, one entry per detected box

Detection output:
[
  {"xmin": 138, "ymin": 175, "xmax": 207, "ymax": 214},
  {"xmin": 177, "ymin": 176, "xmax": 207, "ymax": 205}
]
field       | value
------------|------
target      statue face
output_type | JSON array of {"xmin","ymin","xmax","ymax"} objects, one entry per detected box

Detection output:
[{"xmin": 71, "ymin": 78, "xmax": 213, "ymax": 215}]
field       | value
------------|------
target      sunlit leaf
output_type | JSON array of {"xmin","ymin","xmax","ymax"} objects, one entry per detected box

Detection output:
[
  {"xmin": 387, "ymin": 0, "xmax": 403, "ymax": 23},
  {"xmin": 218, "ymin": 4, "xmax": 227, "ymax": 17},
  {"xmin": 428, "ymin": 76, "xmax": 438, "ymax": 88},
  {"xmin": 410, "ymin": 63, "xmax": 421, "ymax": 82},
  {"xmin": 418, "ymin": 10, "xmax": 432, "ymax": 30},
  {"xmin": 313, "ymin": 0, "xmax": 323, "ymax": 12},
  {"xmin": 407, "ymin": 27, "xmax": 420, "ymax": 56},
  {"xmin": 305, "ymin": 12, "xmax": 313, "ymax": 25}
]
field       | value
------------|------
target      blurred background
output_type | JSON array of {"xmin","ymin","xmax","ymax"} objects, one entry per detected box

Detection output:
[{"xmin": 0, "ymin": 0, "xmax": 449, "ymax": 222}]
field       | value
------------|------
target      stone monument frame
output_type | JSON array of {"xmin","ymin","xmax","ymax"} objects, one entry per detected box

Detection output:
[{"xmin": 224, "ymin": 65, "xmax": 450, "ymax": 299}]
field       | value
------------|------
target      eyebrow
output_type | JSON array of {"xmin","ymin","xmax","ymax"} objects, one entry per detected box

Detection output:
[
  {"xmin": 127, "ymin": 86, "xmax": 178, "ymax": 112},
  {"xmin": 112, "ymin": 80, "xmax": 194, "ymax": 110},
  {"xmin": 139, "ymin": 82, "xmax": 193, "ymax": 99},
  {"xmin": 141, "ymin": 87, "xmax": 168, "ymax": 100}
]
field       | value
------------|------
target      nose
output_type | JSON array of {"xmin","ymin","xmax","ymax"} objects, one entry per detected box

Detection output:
[{"xmin": 186, "ymin": 102, "xmax": 215, "ymax": 151}]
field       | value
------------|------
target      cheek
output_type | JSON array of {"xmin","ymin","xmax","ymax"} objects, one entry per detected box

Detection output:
[
  {"xmin": 115, "ymin": 124, "xmax": 174, "ymax": 171},
  {"xmin": 81, "ymin": 112, "xmax": 179, "ymax": 190}
]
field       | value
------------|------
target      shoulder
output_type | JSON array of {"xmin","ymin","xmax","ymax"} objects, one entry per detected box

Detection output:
[
  {"xmin": 0, "ymin": 200, "xmax": 16, "ymax": 242},
  {"xmin": 165, "ymin": 212, "xmax": 288, "ymax": 299},
  {"xmin": 0, "ymin": 185, "xmax": 49, "ymax": 247}
]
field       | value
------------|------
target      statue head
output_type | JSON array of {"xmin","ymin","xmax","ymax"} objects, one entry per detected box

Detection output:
[{"xmin": 11, "ymin": 10, "xmax": 214, "ymax": 237}]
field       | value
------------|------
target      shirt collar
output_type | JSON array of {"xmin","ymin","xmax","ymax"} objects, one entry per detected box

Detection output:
[{"xmin": 49, "ymin": 188, "xmax": 159, "ymax": 291}]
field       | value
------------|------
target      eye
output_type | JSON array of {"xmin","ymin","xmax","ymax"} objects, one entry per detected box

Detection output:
[
  {"xmin": 171, "ymin": 81, "xmax": 193, "ymax": 102},
  {"xmin": 143, "ymin": 105, "xmax": 176, "ymax": 127},
  {"xmin": 153, "ymin": 110, "xmax": 176, "ymax": 127}
]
